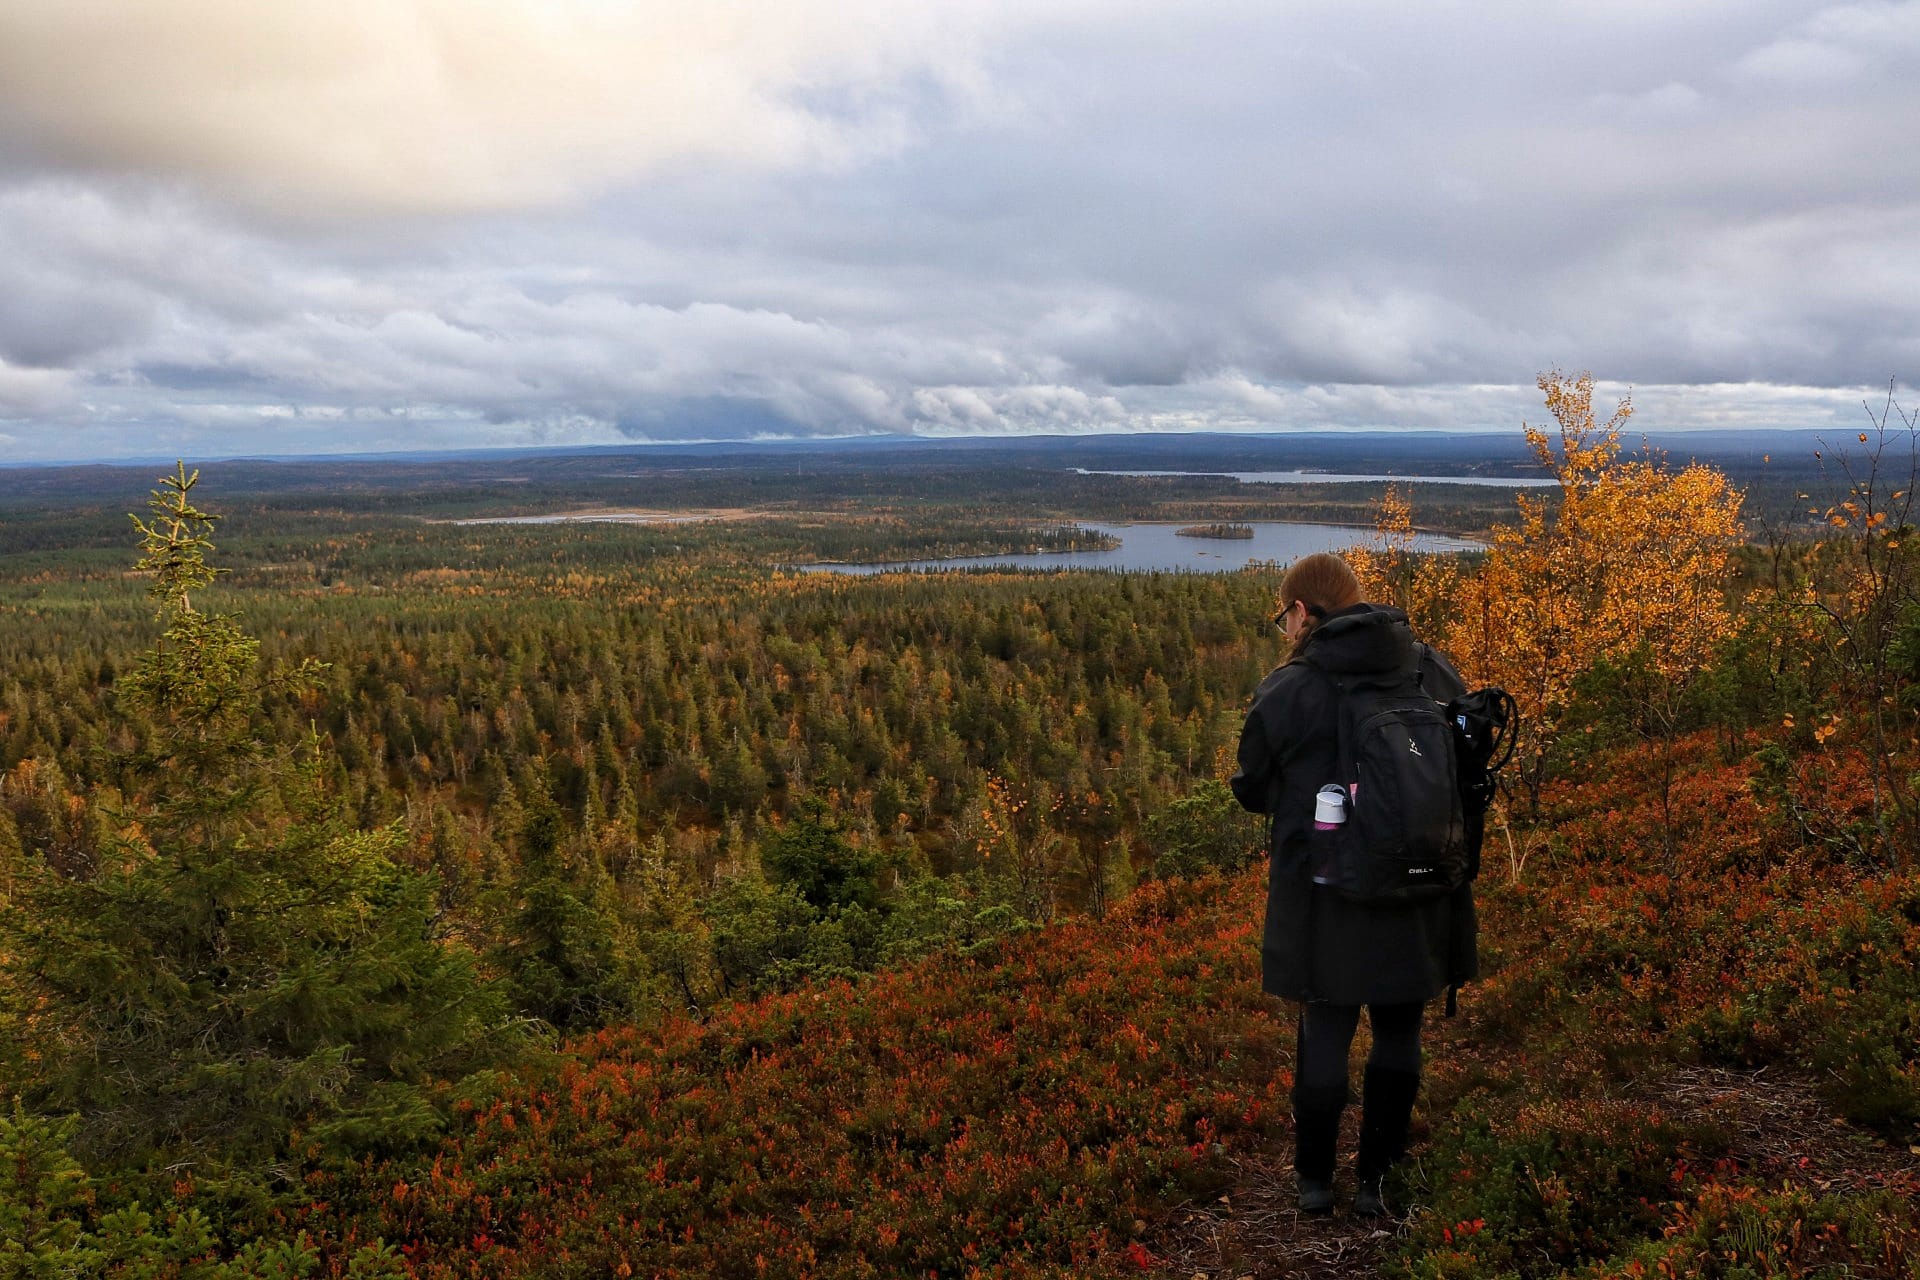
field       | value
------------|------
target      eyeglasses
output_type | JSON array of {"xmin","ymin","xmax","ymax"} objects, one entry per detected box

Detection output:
[{"xmin": 1271, "ymin": 600, "xmax": 1326, "ymax": 631}]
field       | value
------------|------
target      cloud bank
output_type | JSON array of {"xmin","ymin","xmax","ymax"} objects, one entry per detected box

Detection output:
[{"xmin": 0, "ymin": 0, "xmax": 1915, "ymax": 460}]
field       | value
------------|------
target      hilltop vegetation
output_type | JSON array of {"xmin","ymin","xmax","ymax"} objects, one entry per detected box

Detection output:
[
  {"xmin": 0, "ymin": 376, "xmax": 1916, "ymax": 1277},
  {"xmin": 289, "ymin": 736, "xmax": 1920, "ymax": 1277}
]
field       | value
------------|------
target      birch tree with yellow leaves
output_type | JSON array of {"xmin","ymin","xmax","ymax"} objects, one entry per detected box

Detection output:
[
  {"xmin": 1803, "ymin": 390, "xmax": 1920, "ymax": 867},
  {"xmin": 1346, "ymin": 482, "xmax": 1462, "ymax": 643},
  {"xmin": 1449, "ymin": 371, "xmax": 1744, "ymax": 824}
]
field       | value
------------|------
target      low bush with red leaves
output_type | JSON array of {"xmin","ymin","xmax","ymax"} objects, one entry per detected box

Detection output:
[{"xmin": 301, "ymin": 874, "xmax": 1292, "ymax": 1279}]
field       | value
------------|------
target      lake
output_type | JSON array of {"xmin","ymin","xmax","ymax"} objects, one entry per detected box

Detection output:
[
  {"xmin": 448, "ymin": 512, "xmax": 708, "ymax": 525},
  {"xmin": 1073, "ymin": 468, "xmax": 1555, "ymax": 488},
  {"xmin": 799, "ymin": 520, "xmax": 1481, "ymax": 575}
]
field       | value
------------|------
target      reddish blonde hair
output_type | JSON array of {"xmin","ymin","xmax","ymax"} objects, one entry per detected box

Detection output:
[{"xmin": 1279, "ymin": 552, "xmax": 1362, "ymax": 651}]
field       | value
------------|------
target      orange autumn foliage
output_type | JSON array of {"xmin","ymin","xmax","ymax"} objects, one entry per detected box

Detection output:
[
  {"xmin": 1346, "ymin": 481, "xmax": 1459, "ymax": 641},
  {"xmin": 1443, "ymin": 371, "xmax": 1744, "ymax": 803}
]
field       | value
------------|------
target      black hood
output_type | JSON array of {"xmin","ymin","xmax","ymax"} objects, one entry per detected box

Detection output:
[{"xmin": 1292, "ymin": 602, "xmax": 1416, "ymax": 677}]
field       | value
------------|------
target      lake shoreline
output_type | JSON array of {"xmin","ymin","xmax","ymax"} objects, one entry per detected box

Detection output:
[
  {"xmin": 1072, "ymin": 467, "xmax": 1555, "ymax": 488},
  {"xmin": 794, "ymin": 518, "xmax": 1483, "ymax": 575}
]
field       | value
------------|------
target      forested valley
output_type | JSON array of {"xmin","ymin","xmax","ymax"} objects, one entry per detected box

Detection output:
[{"xmin": 2, "ymin": 376, "xmax": 1917, "ymax": 1278}]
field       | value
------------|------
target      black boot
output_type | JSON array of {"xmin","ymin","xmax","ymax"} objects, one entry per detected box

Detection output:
[
  {"xmin": 1292, "ymin": 1082, "xmax": 1347, "ymax": 1214},
  {"xmin": 1354, "ymin": 1065, "xmax": 1420, "ymax": 1215}
]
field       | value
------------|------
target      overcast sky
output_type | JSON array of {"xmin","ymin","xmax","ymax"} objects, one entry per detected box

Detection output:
[{"xmin": 0, "ymin": 0, "xmax": 1915, "ymax": 462}]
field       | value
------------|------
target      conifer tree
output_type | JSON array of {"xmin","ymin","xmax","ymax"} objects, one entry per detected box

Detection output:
[
  {"xmin": 0, "ymin": 803, "xmax": 21, "ymax": 894},
  {"xmin": 494, "ymin": 774, "xmax": 643, "ymax": 1031},
  {"xmin": 0, "ymin": 465, "xmax": 512, "ymax": 1168},
  {"xmin": 626, "ymin": 832, "xmax": 715, "ymax": 1014},
  {"xmin": 760, "ymin": 801, "xmax": 883, "ymax": 913}
]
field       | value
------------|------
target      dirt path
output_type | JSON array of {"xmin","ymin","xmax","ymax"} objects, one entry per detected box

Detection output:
[
  {"xmin": 1146, "ymin": 1064, "xmax": 1919, "ymax": 1279},
  {"xmin": 1143, "ymin": 1118, "xmax": 1404, "ymax": 1279}
]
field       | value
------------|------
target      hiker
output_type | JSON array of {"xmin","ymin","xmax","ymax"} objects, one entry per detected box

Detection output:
[{"xmin": 1229, "ymin": 551, "xmax": 1478, "ymax": 1217}]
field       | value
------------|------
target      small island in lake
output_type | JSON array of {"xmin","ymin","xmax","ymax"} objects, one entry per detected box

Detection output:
[
  {"xmin": 1175, "ymin": 522, "xmax": 1255, "ymax": 540},
  {"xmin": 1019, "ymin": 523, "xmax": 1122, "ymax": 553}
]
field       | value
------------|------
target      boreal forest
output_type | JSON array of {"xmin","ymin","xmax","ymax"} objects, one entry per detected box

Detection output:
[{"xmin": 1, "ymin": 372, "xmax": 1916, "ymax": 1278}]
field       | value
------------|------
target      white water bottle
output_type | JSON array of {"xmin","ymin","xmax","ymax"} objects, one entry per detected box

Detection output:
[
  {"xmin": 1313, "ymin": 784, "xmax": 1347, "ymax": 830},
  {"xmin": 1311, "ymin": 784, "xmax": 1345, "ymax": 886}
]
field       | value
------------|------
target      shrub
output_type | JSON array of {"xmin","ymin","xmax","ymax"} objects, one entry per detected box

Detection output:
[
  {"xmin": 1396, "ymin": 1094, "xmax": 1724, "ymax": 1278},
  {"xmin": 1145, "ymin": 779, "xmax": 1262, "ymax": 880},
  {"xmin": 297, "ymin": 871, "xmax": 1293, "ymax": 1278}
]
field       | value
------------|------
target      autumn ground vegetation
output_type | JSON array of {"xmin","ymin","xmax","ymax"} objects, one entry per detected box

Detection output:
[{"xmin": 0, "ymin": 379, "xmax": 1916, "ymax": 1277}]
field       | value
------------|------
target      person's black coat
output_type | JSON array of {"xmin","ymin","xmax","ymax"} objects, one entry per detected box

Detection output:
[{"xmin": 1229, "ymin": 602, "xmax": 1479, "ymax": 1005}]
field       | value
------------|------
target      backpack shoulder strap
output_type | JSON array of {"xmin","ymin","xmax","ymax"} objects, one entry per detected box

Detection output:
[
  {"xmin": 1411, "ymin": 640, "xmax": 1454, "ymax": 700},
  {"xmin": 1293, "ymin": 652, "xmax": 1358, "ymax": 786}
]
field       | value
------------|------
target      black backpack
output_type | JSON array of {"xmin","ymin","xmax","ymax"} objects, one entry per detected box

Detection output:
[
  {"xmin": 1302, "ymin": 649, "xmax": 1513, "ymax": 904},
  {"xmin": 1446, "ymin": 685, "xmax": 1518, "ymax": 881}
]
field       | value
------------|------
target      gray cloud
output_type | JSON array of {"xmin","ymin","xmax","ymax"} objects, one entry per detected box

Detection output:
[
  {"xmin": 0, "ymin": 357, "xmax": 72, "ymax": 417},
  {"xmin": 0, "ymin": 1, "xmax": 1916, "ymax": 461}
]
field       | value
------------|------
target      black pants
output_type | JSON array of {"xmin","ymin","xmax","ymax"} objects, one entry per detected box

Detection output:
[
  {"xmin": 1295, "ymin": 1000, "xmax": 1423, "ymax": 1093},
  {"xmin": 1292, "ymin": 1001, "xmax": 1426, "ymax": 1182}
]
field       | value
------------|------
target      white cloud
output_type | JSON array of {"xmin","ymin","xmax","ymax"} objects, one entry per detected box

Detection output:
[
  {"xmin": 0, "ymin": 0, "xmax": 1035, "ymax": 217},
  {"xmin": 1734, "ymin": 0, "xmax": 1920, "ymax": 83},
  {"xmin": 1735, "ymin": 35, "xmax": 1868, "ymax": 82},
  {"xmin": 905, "ymin": 384, "xmax": 1126, "ymax": 435}
]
